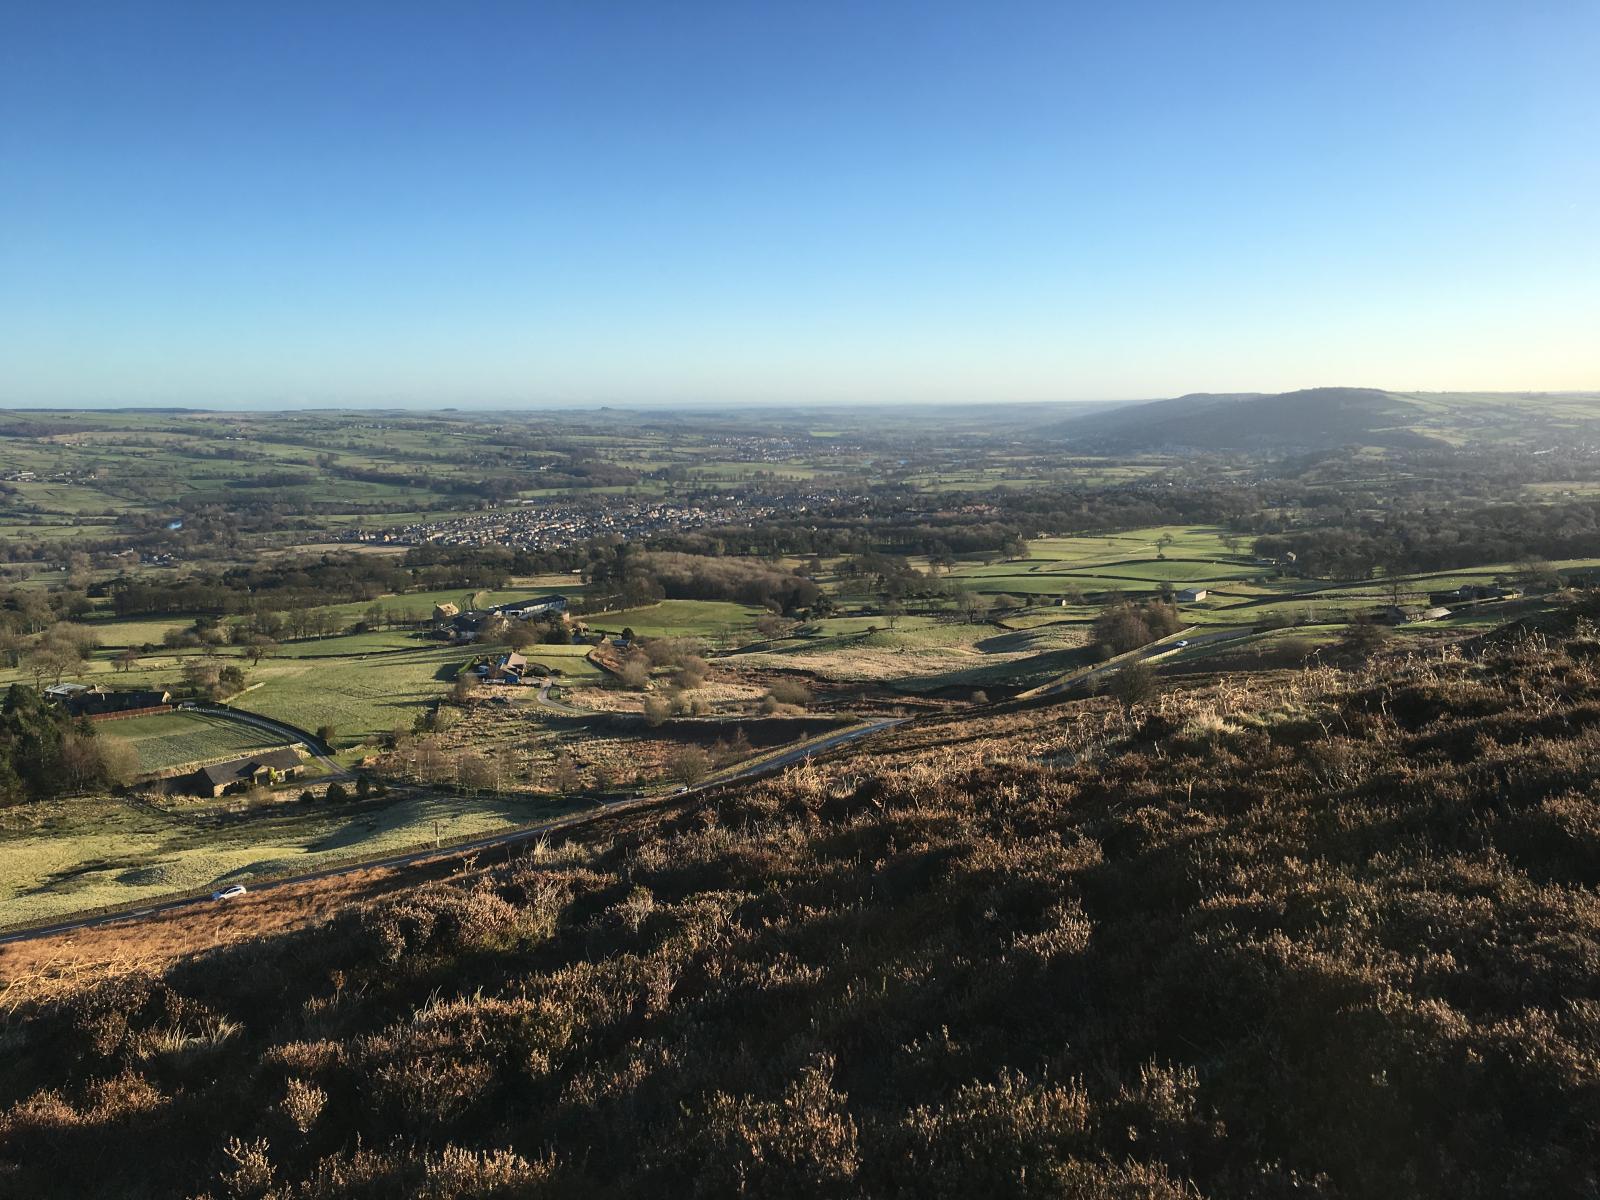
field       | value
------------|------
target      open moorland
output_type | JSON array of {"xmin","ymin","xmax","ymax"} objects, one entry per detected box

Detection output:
[{"xmin": 5, "ymin": 604, "xmax": 1600, "ymax": 1197}]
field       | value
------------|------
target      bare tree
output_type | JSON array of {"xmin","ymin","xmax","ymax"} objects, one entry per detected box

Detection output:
[
  {"xmin": 667, "ymin": 745, "xmax": 713, "ymax": 788},
  {"xmin": 550, "ymin": 754, "xmax": 582, "ymax": 793}
]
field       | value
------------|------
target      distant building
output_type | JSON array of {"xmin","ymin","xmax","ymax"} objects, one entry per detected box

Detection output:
[
  {"xmin": 479, "ymin": 651, "xmax": 529, "ymax": 684},
  {"xmin": 496, "ymin": 594, "xmax": 568, "ymax": 619},
  {"xmin": 58, "ymin": 687, "xmax": 172, "ymax": 720},
  {"xmin": 432, "ymin": 601, "xmax": 461, "ymax": 624},
  {"xmin": 1429, "ymin": 585, "xmax": 1516, "ymax": 607},
  {"xmin": 188, "ymin": 748, "xmax": 304, "ymax": 797},
  {"xmin": 1380, "ymin": 605, "xmax": 1451, "ymax": 625},
  {"xmin": 1177, "ymin": 588, "xmax": 1208, "ymax": 603},
  {"xmin": 447, "ymin": 610, "xmax": 507, "ymax": 643}
]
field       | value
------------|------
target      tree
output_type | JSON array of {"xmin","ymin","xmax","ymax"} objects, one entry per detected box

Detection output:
[
  {"xmin": 181, "ymin": 657, "xmax": 223, "ymax": 699},
  {"xmin": 619, "ymin": 656, "xmax": 652, "ymax": 691},
  {"xmin": 1338, "ymin": 616, "xmax": 1389, "ymax": 659},
  {"xmin": 767, "ymin": 679, "xmax": 811, "ymax": 709},
  {"xmin": 884, "ymin": 599, "xmax": 904, "ymax": 630},
  {"xmin": 502, "ymin": 622, "xmax": 538, "ymax": 651},
  {"xmin": 755, "ymin": 614, "xmax": 792, "ymax": 641},
  {"xmin": 550, "ymin": 754, "xmax": 582, "ymax": 793},
  {"xmin": 315, "ymin": 723, "xmax": 338, "ymax": 747},
  {"xmin": 1109, "ymin": 661, "xmax": 1158, "ymax": 711},
  {"xmin": 244, "ymin": 635, "xmax": 278, "ymax": 666},
  {"xmin": 667, "ymin": 744, "xmax": 713, "ymax": 788},
  {"xmin": 96, "ymin": 734, "xmax": 140, "ymax": 788},
  {"xmin": 113, "ymin": 648, "xmax": 140, "ymax": 673},
  {"xmin": 58, "ymin": 731, "xmax": 104, "ymax": 792},
  {"xmin": 456, "ymin": 752, "xmax": 493, "ymax": 795},
  {"xmin": 325, "ymin": 781, "xmax": 349, "ymax": 803},
  {"xmin": 642, "ymin": 695, "xmax": 671, "ymax": 727}
]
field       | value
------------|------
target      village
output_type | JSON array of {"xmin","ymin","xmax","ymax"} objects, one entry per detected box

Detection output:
[{"xmin": 341, "ymin": 495, "xmax": 780, "ymax": 552}]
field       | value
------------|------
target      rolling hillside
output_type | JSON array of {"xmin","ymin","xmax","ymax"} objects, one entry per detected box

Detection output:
[
  {"xmin": 4, "ymin": 608, "xmax": 1599, "ymax": 1197},
  {"xmin": 1046, "ymin": 387, "xmax": 1600, "ymax": 452}
]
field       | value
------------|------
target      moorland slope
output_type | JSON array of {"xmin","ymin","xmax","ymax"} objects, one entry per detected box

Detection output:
[{"xmin": 3, "ymin": 613, "xmax": 1600, "ymax": 1198}]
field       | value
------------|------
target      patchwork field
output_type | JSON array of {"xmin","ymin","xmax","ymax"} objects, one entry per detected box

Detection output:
[
  {"xmin": 231, "ymin": 645, "xmax": 469, "ymax": 744},
  {"xmin": 581, "ymin": 599, "xmax": 768, "ymax": 640},
  {"xmin": 732, "ymin": 617, "xmax": 1090, "ymax": 687},
  {"xmin": 0, "ymin": 789, "xmax": 568, "ymax": 929},
  {"xmin": 107, "ymin": 710, "xmax": 291, "ymax": 773}
]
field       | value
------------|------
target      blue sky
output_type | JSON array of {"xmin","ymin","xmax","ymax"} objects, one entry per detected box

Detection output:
[{"xmin": 2, "ymin": 0, "xmax": 1596, "ymax": 406}]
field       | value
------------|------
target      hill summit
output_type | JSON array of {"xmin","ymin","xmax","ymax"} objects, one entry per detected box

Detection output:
[{"xmin": 1051, "ymin": 386, "xmax": 1439, "ymax": 451}]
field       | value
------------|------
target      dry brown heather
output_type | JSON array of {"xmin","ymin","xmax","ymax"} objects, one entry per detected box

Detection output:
[{"xmin": 3, "ymin": 620, "xmax": 1600, "ymax": 1198}]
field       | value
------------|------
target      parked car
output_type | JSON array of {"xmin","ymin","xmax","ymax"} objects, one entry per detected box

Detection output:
[{"xmin": 211, "ymin": 884, "xmax": 247, "ymax": 902}]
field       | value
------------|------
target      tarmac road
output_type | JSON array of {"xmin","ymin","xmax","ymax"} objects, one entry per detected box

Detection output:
[{"xmin": 1028, "ymin": 627, "xmax": 1258, "ymax": 698}]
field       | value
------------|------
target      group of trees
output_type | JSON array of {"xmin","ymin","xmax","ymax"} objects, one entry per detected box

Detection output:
[
  {"xmin": 1091, "ymin": 599, "xmax": 1184, "ymax": 658},
  {"xmin": 1253, "ymin": 496, "xmax": 1600, "ymax": 582},
  {"xmin": 0, "ymin": 685, "xmax": 138, "ymax": 803},
  {"xmin": 583, "ymin": 550, "xmax": 820, "ymax": 614}
]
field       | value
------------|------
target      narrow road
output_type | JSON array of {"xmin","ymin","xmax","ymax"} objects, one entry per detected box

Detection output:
[
  {"xmin": 189, "ymin": 703, "xmax": 349, "ymax": 780},
  {"xmin": 532, "ymin": 677, "xmax": 587, "ymax": 715},
  {"xmin": 0, "ymin": 718, "xmax": 905, "ymax": 947},
  {"xmin": 1029, "ymin": 627, "xmax": 1257, "ymax": 698}
]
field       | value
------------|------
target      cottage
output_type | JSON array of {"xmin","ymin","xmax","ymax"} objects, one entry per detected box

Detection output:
[
  {"xmin": 432, "ymin": 601, "xmax": 461, "ymax": 624},
  {"xmin": 189, "ymin": 748, "xmax": 304, "ymax": 797},
  {"xmin": 476, "ymin": 652, "xmax": 529, "ymax": 684},
  {"xmin": 448, "ymin": 610, "xmax": 507, "ymax": 643},
  {"xmin": 1176, "ymin": 588, "xmax": 1208, "ymax": 603}
]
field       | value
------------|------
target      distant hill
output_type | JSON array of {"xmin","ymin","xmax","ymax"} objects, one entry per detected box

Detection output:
[{"xmin": 1047, "ymin": 387, "xmax": 1442, "ymax": 452}]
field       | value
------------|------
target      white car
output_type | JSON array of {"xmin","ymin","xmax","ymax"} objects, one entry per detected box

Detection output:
[
  {"xmin": 212, "ymin": 884, "xmax": 247, "ymax": 902},
  {"xmin": 1173, "ymin": 639, "xmax": 1190, "ymax": 648}
]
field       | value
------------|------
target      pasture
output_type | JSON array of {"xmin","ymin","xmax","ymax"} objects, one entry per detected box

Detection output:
[
  {"xmin": 108, "ymin": 710, "xmax": 291, "ymax": 773},
  {"xmin": 0, "ymin": 789, "xmax": 567, "ymax": 929},
  {"xmin": 232, "ymin": 644, "xmax": 469, "ymax": 744},
  {"xmin": 582, "ymin": 599, "xmax": 767, "ymax": 640}
]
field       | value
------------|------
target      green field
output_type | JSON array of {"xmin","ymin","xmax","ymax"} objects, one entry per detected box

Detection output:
[
  {"xmin": 584, "ymin": 599, "xmax": 767, "ymax": 640},
  {"xmin": 0, "ymin": 789, "xmax": 568, "ymax": 928},
  {"xmin": 107, "ymin": 710, "xmax": 292, "ymax": 773},
  {"xmin": 232, "ymin": 644, "xmax": 470, "ymax": 744}
]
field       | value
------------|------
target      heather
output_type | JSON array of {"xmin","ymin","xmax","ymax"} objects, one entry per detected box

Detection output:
[{"xmin": 3, "ymin": 628, "xmax": 1599, "ymax": 1198}]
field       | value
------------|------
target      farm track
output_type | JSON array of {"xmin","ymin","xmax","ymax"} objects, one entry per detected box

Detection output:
[{"xmin": 195, "ymin": 704, "xmax": 348, "ymax": 779}]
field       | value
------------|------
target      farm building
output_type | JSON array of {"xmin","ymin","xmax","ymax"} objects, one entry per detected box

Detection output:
[
  {"xmin": 447, "ymin": 610, "xmax": 507, "ymax": 643},
  {"xmin": 1380, "ymin": 605, "xmax": 1452, "ymax": 625},
  {"xmin": 432, "ymin": 601, "xmax": 461, "ymax": 624},
  {"xmin": 187, "ymin": 748, "xmax": 304, "ymax": 797},
  {"xmin": 1430, "ymin": 585, "xmax": 1516, "ymax": 606},
  {"xmin": 56, "ymin": 686, "xmax": 173, "ymax": 721},
  {"xmin": 1177, "ymin": 588, "xmax": 1208, "ymax": 603},
  {"xmin": 475, "ymin": 652, "xmax": 530, "ymax": 684},
  {"xmin": 496, "ymin": 594, "xmax": 569, "ymax": 619}
]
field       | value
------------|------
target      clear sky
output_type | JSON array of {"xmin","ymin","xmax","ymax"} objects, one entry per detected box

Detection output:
[{"xmin": 2, "ymin": 0, "xmax": 1596, "ymax": 407}]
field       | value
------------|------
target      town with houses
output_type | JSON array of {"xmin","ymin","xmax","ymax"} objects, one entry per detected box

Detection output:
[{"xmin": 340, "ymin": 493, "xmax": 803, "ymax": 551}]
